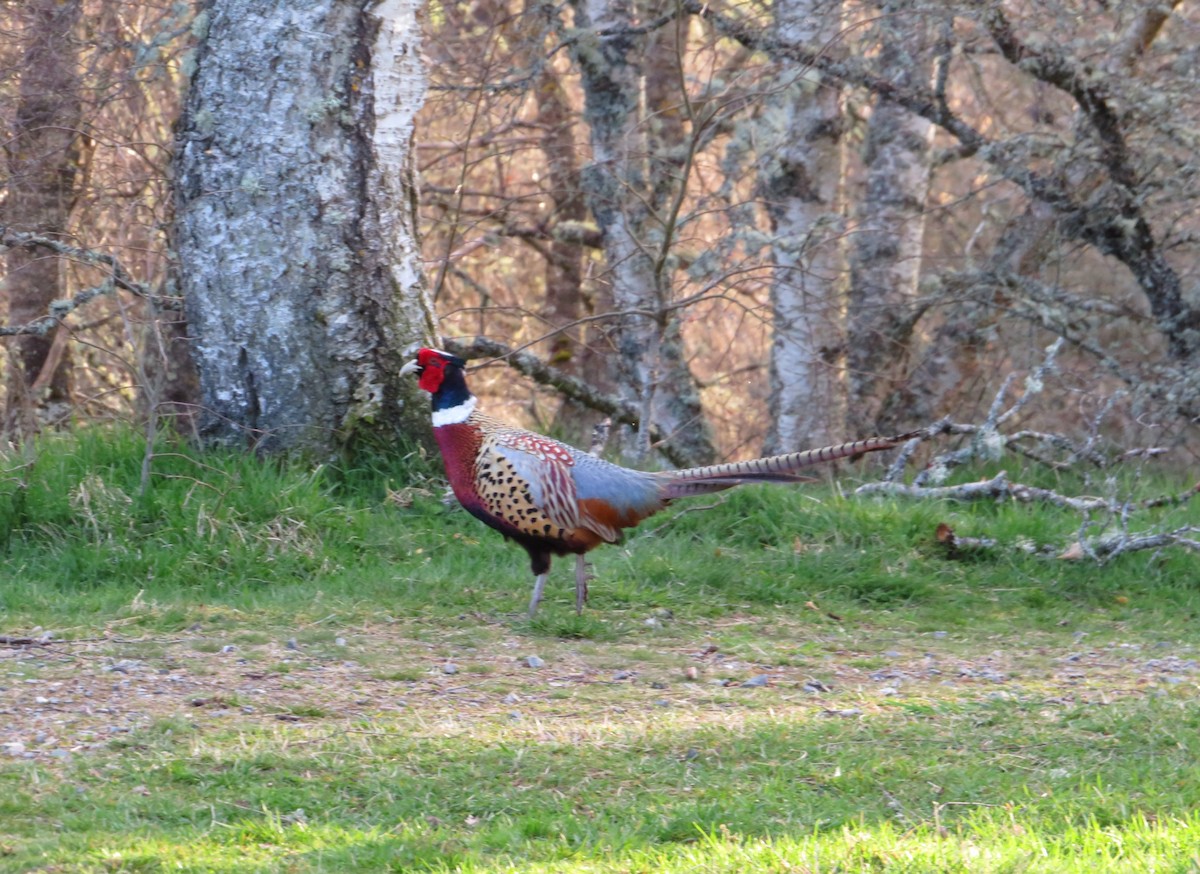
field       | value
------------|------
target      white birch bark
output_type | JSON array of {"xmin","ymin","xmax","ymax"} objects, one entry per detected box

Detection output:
[
  {"xmin": 761, "ymin": 0, "xmax": 847, "ymax": 453},
  {"xmin": 175, "ymin": 0, "xmax": 434, "ymax": 453}
]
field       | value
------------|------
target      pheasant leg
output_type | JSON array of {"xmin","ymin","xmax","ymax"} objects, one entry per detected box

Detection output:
[
  {"xmin": 575, "ymin": 555, "xmax": 589, "ymax": 614},
  {"xmin": 528, "ymin": 572, "xmax": 548, "ymax": 618}
]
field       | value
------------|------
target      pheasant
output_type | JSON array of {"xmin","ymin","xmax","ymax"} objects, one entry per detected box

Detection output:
[{"xmin": 402, "ymin": 347, "xmax": 915, "ymax": 616}]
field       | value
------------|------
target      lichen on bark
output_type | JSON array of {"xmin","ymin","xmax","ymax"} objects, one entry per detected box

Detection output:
[{"xmin": 175, "ymin": 0, "xmax": 433, "ymax": 454}]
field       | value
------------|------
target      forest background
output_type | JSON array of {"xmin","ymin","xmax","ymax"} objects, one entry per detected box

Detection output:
[
  {"xmin": 2, "ymin": 0, "xmax": 1199, "ymax": 467},
  {"xmin": 5, "ymin": 4, "xmax": 1200, "ymax": 870}
]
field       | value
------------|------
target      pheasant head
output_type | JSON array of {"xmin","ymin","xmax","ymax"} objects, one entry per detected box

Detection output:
[{"xmin": 401, "ymin": 348, "xmax": 476, "ymax": 425}]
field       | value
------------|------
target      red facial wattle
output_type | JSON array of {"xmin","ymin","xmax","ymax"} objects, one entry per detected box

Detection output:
[{"xmin": 417, "ymin": 357, "xmax": 445, "ymax": 393}]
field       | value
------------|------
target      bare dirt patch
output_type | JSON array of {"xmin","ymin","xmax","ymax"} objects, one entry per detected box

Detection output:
[{"xmin": 3, "ymin": 621, "xmax": 1196, "ymax": 761}]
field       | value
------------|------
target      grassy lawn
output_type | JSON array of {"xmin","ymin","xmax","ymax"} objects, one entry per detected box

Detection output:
[{"xmin": 2, "ymin": 430, "xmax": 1199, "ymax": 872}]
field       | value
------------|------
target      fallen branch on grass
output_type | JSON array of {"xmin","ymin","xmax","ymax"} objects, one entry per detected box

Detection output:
[
  {"xmin": 860, "ymin": 471, "xmax": 1200, "ymax": 515},
  {"xmin": 870, "ymin": 341, "xmax": 1200, "ymax": 564},
  {"xmin": 0, "ymin": 635, "xmax": 54, "ymax": 647}
]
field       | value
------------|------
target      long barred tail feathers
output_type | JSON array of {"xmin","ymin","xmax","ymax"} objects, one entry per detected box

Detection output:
[{"xmin": 657, "ymin": 432, "xmax": 920, "ymax": 500}]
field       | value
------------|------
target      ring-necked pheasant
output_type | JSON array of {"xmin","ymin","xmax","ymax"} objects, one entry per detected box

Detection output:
[{"xmin": 402, "ymin": 347, "xmax": 915, "ymax": 616}]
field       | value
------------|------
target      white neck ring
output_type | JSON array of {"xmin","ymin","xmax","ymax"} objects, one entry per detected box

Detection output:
[{"xmin": 431, "ymin": 395, "xmax": 477, "ymax": 427}]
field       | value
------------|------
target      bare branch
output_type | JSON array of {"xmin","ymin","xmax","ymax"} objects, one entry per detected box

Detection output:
[
  {"xmin": 674, "ymin": 0, "xmax": 1200, "ymax": 362},
  {"xmin": 0, "ymin": 226, "xmax": 157, "ymax": 300},
  {"xmin": 0, "ymin": 227, "xmax": 177, "ymax": 338},
  {"xmin": 440, "ymin": 336, "xmax": 694, "ymax": 468}
]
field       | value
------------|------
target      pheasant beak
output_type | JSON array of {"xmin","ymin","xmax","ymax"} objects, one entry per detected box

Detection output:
[{"xmin": 399, "ymin": 358, "xmax": 421, "ymax": 378}]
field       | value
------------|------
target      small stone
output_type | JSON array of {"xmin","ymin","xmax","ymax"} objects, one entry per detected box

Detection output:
[
  {"xmin": 803, "ymin": 680, "xmax": 830, "ymax": 693},
  {"xmin": 103, "ymin": 659, "xmax": 141, "ymax": 673},
  {"xmin": 612, "ymin": 670, "xmax": 633, "ymax": 681},
  {"xmin": 48, "ymin": 749, "xmax": 71, "ymax": 760},
  {"xmin": 442, "ymin": 663, "xmax": 459, "ymax": 675},
  {"xmin": 502, "ymin": 692, "xmax": 520, "ymax": 705},
  {"xmin": 932, "ymin": 631, "xmax": 948, "ymax": 639},
  {"xmin": 741, "ymin": 674, "xmax": 770, "ymax": 688},
  {"xmin": 335, "ymin": 637, "xmax": 347, "ymax": 647},
  {"xmin": 884, "ymin": 650, "xmax": 902, "ymax": 658},
  {"xmin": 523, "ymin": 655, "xmax": 544, "ymax": 669},
  {"xmin": 220, "ymin": 645, "xmax": 237, "ymax": 654},
  {"xmin": 683, "ymin": 666, "xmax": 699, "ymax": 681},
  {"xmin": 880, "ymin": 687, "xmax": 899, "ymax": 696},
  {"xmin": 2, "ymin": 742, "xmax": 26, "ymax": 756},
  {"xmin": 644, "ymin": 618, "xmax": 661, "ymax": 628},
  {"xmin": 285, "ymin": 638, "xmax": 300, "ymax": 651}
]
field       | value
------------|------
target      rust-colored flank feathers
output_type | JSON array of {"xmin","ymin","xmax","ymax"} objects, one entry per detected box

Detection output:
[{"xmin": 402, "ymin": 348, "xmax": 916, "ymax": 616}]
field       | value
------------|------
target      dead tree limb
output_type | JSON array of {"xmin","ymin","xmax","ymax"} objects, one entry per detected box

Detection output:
[
  {"xmin": 440, "ymin": 336, "xmax": 693, "ymax": 468},
  {"xmin": 860, "ymin": 471, "xmax": 1200, "ymax": 515},
  {"xmin": 866, "ymin": 342, "xmax": 1199, "ymax": 563}
]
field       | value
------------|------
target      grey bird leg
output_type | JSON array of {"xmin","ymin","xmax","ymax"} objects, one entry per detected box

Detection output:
[
  {"xmin": 575, "ymin": 555, "xmax": 589, "ymax": 614},
  {"xmin": 529, "ymin": 572, "xmax": 548, "ymax": 617}
]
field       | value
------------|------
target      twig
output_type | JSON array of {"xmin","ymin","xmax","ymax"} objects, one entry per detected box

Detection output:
[
  {"xmin": 0, "ymin": 226, "xmax": 177, "ymax": 337},
  {"xmin": 642, "ymin": 498, "xmax": 727, "ymax": 538},
  {"xmin": 0, "ymin": 635, "xmax": 54, "ymax": 647},
  {"xmin": 997, "ymin": 338, "xmax": 1064, "ymax": 424},
  {"xmin": 1085, "ymin": 526, "xmax": 1200, "ymax": 563}
]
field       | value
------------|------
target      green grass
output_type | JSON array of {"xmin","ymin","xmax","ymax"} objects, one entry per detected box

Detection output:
[{"xmin": 2, "ymin": 428, "xmax": 1199, "ymax": 872}]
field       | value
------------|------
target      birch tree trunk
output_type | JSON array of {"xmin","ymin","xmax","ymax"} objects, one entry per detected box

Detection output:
[
  {"xmin": 175, "ymin": 0, "xmax": 434, "ymax": 454},
  {"xmin": 568, "ymin": 0, "xmax": 714, "ymax": 467},
  {"xmin": 761, "ymin": 0, "xmax": 847, "ymax": 453},
  {"xmin": 2, "ymin": 0, "xmax": 82, "ymax": 436},
  {"xmin": 845, "ymin": 3, "xmax": 936, "ymax": 436}
]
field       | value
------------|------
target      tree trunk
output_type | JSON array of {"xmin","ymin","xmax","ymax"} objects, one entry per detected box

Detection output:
[
  {"xmin": 175, "ymin": 0, "xmax": 434, "ymax": 454},
  {"xmin": 761, "ymin": 0, "xmax": 847, "ymax": 453},
  {"xmin": 531, "ymin": 50, "xmax": 617, "ymax": 443},
  {"xmin": 568, "ymin": 0, "xmax": 714, "ymax": 466},
  {"xmin": 532, "ymin": 55, "xmax": 588, "ymax": 372},
  {"xmin": 2, "ymin": 0, "xmax": 82, "ymax": 437},
  {"xmin": 846, "ymin": 2, "xmax": 936, "ymax": 437}
]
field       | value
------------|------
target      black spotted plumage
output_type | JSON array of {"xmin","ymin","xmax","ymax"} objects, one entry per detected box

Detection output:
[{"xmin": 402, "ymin": 348, "xmax": 917, "ymax": 616}]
